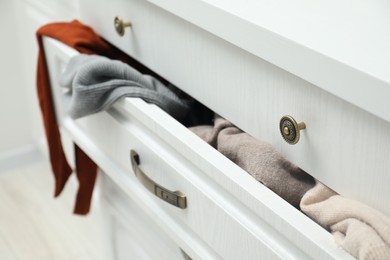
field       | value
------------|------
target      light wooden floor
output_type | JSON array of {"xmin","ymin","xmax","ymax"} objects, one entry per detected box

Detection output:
[{"xmin": 0, "ymin": 160, "xmax": 105, "ymax": 260}]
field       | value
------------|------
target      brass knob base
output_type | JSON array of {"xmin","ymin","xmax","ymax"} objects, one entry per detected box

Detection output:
[
  {"xmin": 279, "ymin": 115, "xmax": 305, "ymax": 145},
  {"xmin": 114, "ymin": 16, "xmax": 132, "ymax": 36}
]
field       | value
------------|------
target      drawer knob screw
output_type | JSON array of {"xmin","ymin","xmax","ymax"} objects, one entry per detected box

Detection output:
[
  {"xmin": 283, "ymin": 126, "xmax": 290, "ymax": 135},
  {"xmin": 280, "ymin": 115, "xmax": 306, "ymax": 145},
  {"xmin": 114, "ymin": 16, "xmax": 132, "ymax": 36}
]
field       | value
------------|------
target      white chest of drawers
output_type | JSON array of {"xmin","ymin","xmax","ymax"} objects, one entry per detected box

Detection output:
[
  {"xmin": 43, "ymin": 0, "xmax": 390, "ymax": 259},
  {"xmin": 79, "ymin": 0, "xmax": 390, "ymax": 217}
]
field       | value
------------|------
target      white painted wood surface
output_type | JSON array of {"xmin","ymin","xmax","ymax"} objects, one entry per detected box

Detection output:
[
  {"xmin": 78, "ymin": 104, "xmax": 302, "ymax": 260},
  {"xmin": 71, "ymin": 97, "xmax": 352, "ymax": 259},
  {"xmin": 99, "ymin": 172, "xmax": 193, "ymax": 260},
  {"xmin": 43, "ymin": 38, "xmax": 353, "ymax": 259},
  {"xmin": 78, "ymin": 0, "xmax": 390, "ymax": 216},
  {"xmin": 43, "ymin": 36, "xmax": 78, "ymax": 128},
  {"xmin": 80, "ymin": 0, "xmax": 390, "ymax": 123},
  {"xmin": 63, "ymin": 117, "xmax": 222, "ymax": 260}
]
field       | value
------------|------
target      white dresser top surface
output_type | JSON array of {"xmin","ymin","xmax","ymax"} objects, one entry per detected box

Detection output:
[{"xmin": 148, "ymin": 0, "xmax": 390, "ymax": 122}]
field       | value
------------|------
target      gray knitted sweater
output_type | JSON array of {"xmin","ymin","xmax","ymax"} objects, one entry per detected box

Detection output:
[{"xmin": 58, "ymin": 54, "xmax": 190, "ymax": 120}]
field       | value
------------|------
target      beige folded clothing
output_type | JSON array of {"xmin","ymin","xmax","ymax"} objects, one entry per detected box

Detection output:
[
  {"xmin": 301, "ymin": 182, "xmax": 390, "ymax": 260},
  {"xmin": 190, "ymin": 117, "xmax": 315, "ymax": 209}
]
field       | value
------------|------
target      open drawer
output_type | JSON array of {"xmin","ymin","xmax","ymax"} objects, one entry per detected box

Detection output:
[
  {"xmin": 43, "ymin": 37, "xmax": 354, "ymax": 259},
  {"xmin": 79, "ymin": 0, "xmax": 390, "ymax": 218}
]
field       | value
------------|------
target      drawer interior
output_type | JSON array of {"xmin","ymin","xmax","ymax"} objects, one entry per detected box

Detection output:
[{"xmin": 43, "ymin": 37, "xmax": 354, "ymax": 259}]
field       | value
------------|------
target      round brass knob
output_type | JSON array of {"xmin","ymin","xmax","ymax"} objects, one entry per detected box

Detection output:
[
  {"xmin": 114, "ymin": 16, "xmax": 132, "ymax": 36},
  {"xmin": 279, "ymin": 115, "xmax": 306, "ymax": 145}
]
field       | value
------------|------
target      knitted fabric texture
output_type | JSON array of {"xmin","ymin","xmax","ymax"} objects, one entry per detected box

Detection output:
[
  {"xmin": 301, "ymin": 182, "xmax": 390, "ymax": 260},
  {"xmin": 190, "ymin": 117, "xmax": 315, "ymax": 209},
  {"xmin": 58, "ymin": 54, "xmax": 190, "ymax": 120}
]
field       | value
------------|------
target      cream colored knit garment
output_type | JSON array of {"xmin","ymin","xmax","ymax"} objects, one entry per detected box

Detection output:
[{"xmin": 301, "ymin": 182, "xmax": 390, "ymax": 260}]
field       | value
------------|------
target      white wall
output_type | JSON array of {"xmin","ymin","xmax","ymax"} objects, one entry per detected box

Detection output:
[
  {"xmin": 0, "ymin": 0, "xmax": 79, "ymax": 158},
  {"xmin": 0, "ymin": 0, "xmax": 34, "ymax": 154}
]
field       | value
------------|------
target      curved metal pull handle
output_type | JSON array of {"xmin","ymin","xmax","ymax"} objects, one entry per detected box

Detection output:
[{"xmin": 130, "ymin": 150, "xmax": 187, "ymax": 209}]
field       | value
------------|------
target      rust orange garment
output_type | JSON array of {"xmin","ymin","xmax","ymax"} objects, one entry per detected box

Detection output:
[{"xmin": 36, "ymin": 20, "xmax": 130, "ymax": 215}]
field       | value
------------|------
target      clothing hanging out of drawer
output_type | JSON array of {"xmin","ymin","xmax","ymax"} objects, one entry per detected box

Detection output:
[
  {"xmin": 79, "ymin": 0, "xmax": 390, "ymax": 221},
  {"xmin": 38, "ymin": 19, "xmax": 390, "ymax": 260},
  {"xmin": 58, "ymin": 53, "xmax": 213, "ymax": 126},
  {"xmin": 36, "ymin": 20, "xmax": 213, "ymax": 215}
]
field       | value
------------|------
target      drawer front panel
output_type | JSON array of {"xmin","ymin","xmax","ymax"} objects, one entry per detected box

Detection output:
[
  {"xmin": 43, "ymin": 37, "xmax": 217, "ymax": 260},
  {"xmin": 80, "ymin": 0, "xmax": 390, "ymax": 216},
  {"xmin": 98, "ymin": 173, "xmax": 190, "ymax": 260},
  {"xmin": 76, "ymin": 98, "xmax": 354, "ymax": 260},
  {"xmin": 75, "ymin": 106, "xmax": 295, "ymax": 260}
]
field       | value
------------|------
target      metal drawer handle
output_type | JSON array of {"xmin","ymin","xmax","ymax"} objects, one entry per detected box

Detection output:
[
  {"xmin": 279, "ymin": 115, "xmax": 306, "ymax": 145},
  {"xmin": 130, "ymin": 150, "xmax": 187, "ymax": 209},
  {"xmin": 114, "ymin": 16, "xmax": 132, "ymax": 36}
]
